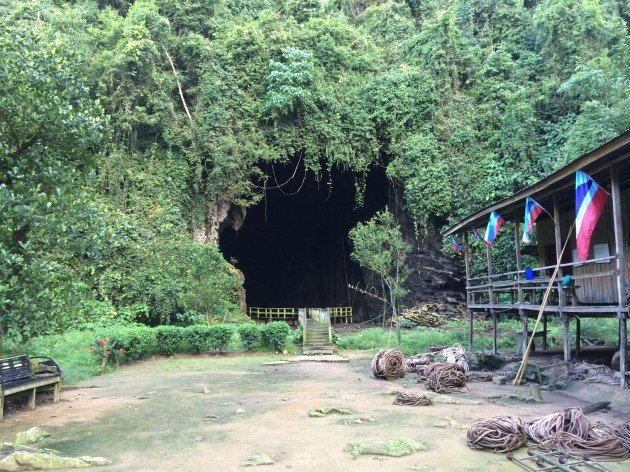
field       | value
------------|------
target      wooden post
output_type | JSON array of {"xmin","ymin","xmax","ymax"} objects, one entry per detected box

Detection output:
[
  {"xmin": 486, "ymin": 245, "xmax": 497, "ymax": 354},
  {"xmin": 464, "ymin": 232, "xmax": 473, "ymax": 352},
  {"xmin": 543, "ymin": 314, "xmax": 548, "ymax": 351},
  {"xmin": 553, "ymin": 193, "xmax": 565, "ymax": 308},
  {"xmin": 576, "ymin": 316, "xmax": 581, "ymax": 359},
  {"xmin": 610, "ymin": 164, "xmax": 628, "ymax": 388},
  {"xmin": 515, "ymin": 209, "xmax": 528, "ymax": 356},
  {"xmin": 563, "ymin": 314, "xmax": 571, "ymax": 362},
  {"xmin": 54, "ymin": 382, "xmax": 61, "ymax": 403},
  {"xmin": 554, "ymin": 193, "xmax": 568, "ymax": 361},
  {"xmin": 621, "ymin": 318, "xmax": 628, "ymax": 389},
  {"xmin": 28, "ymin": 387, "xmax": 36, "ymax": 410}
]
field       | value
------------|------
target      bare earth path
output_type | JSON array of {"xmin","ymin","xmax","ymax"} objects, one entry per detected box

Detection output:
[{"xmin": 1, "ymin": 352, "xmax": 629, "ymax": 471}]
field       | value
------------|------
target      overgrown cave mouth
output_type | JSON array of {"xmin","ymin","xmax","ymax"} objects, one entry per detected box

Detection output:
[{"xmin": 219, "ymin": 163, "xmax": 389, "ymax": 315}]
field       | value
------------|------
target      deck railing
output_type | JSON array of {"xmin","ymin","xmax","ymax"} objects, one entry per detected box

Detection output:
[
  {"xmin": 248, "ymin": 307, "xmax": 352, "ymax": 324},
  {"xmin": 466, "ymin": 256, "xmax": 621, "ymax": 313}
]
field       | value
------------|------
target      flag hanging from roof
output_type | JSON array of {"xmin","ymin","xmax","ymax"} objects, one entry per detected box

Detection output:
[
  {"xmin": 470, "ymin": 227, "xmax": 486, "ymax": 244},
  {"xmin": 575, "ymin": 170, "xmax": 609, "ymax": 261},
  {"xmin": 450, "ymin": 235, "xmax": 463, "ymax": 252},
  {"xmin": 484, "ymin": 211, "xmax": 504, "ymax": 246},
  {"xmin": 522, "ymin": 196, "xmax": 544, "ymax": 244}
]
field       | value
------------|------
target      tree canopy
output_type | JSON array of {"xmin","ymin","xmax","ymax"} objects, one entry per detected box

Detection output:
[{"xmin": 1, "ymin": 0, "xmax": 628, "ymax": 338}]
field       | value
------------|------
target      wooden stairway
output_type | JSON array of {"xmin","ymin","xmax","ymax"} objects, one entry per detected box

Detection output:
[{"xmin": 302, "ymin": 319, "xmax": 334, "ymax": 355}]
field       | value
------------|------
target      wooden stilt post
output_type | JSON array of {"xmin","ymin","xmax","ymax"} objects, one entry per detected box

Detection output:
[
  {"xmin": 621, "ymin": 318, "xmax": 628, "ymax": 389},
  {"xmin": 553, "ymin": 193, "xmax": 568, "ymax": 361},
  {"xmin": 464, "ymin": 232, "xmax": 473, "ymax": 352},
  {"xmin": 543, "ymin": 314, "xmax": 548, "ymax": 351},
  {"xmin": 563, "ymin": 314, "xmax": 571, "ymax": 362},
  {"xmin": 514, "ymin": 209, "xmax": 527, "ymax": 356},
  {"xmin": 576, "ymin": 316, "xmax": 581, "ymax": 359},
  {"xmin": 610, "ymin": 163, "xmax": 628, "ymax": 389},
  {"xmin": 486, "ymin": 246, "xmax": 497, "ymax": 354}
]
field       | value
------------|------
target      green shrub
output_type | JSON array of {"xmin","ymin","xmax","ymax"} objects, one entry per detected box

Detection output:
[
  {"xmin": 292, "ymin": 326, "xmax": 303, "ymax": 345},
  {"xmin": 260, "ymin": 321, "xmax": 291, "ymax": 352},
  {"xmin": 185, "ymin": 325, "xmax": 212, "ymax": 354},
  {"xmin": 91, "ymin": 325, "xmax": 157, "ymax": 365},
  {"xmin": 155, "ymin": 325, "xmax": 187, "ymax": 356},
  {"xmin": 237, "ymin": 324, "xmax": 261, "ymax": 350},
  {"xmin": 207, "ymin": 325, "xmax": 235, "ymax": 352}
]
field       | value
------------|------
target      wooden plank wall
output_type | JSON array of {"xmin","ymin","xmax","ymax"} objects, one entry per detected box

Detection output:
[{"xmin": 536, "ymin": 187, "xmax": 630, "ymax": 304}]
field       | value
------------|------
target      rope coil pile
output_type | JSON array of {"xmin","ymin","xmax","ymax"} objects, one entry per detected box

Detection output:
[
  {"xmin": 467, "ymin": 416, "xmax": 528, "ymax": 452},
  {"xmin": 393, "ymin": 392, "xmax": 433, "ymax": 406},
  {"xmin": 406, "ymin": 354, "xmax": 431, "ymax": 373},
  {"xmin": 523, "ymin": 407, "xmax": 591, "ymax": 443},
  {"xmin": 593, "ymin": 421, "xmax": 630, "ymax": 450},
  {"xmin": 468, "ymin": 408, "xmax": 630, "ymax": 461},
  {"xmin": 539, "ymin": 432, "xmax": 630, "ymax": 462},
  {"xmin": 371, "ymin": 349, "xmax": 406, "ymax": 380},
  {"xmin": 425, "ymin": 362, "xmax": 468, "ymax": 393}
]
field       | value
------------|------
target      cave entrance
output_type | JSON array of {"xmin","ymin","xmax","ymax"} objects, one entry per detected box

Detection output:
[{"xmin": 219, "ymin": 162, "xmax": 389, "ymax": 314}]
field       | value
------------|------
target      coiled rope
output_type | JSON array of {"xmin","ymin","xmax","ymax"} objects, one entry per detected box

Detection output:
[
  {"xmin": 425, "ymin": 362, "xmax": 468, "ymax": 393},
  {"xmin": 467, "ymin": 416, "xmax": 528, "ymax": 452},
  {"xmin": 371, "ymin": 348, "xmax": 406, "ymax": 380},
  {"xmin": 523, "ymin": 408, "xmax": 591, "ymax": 443},
  {"xmin": 539, "ymin": 432, "xmax": 630, "ymax": 462},
  {"xmin": 468, "ymin": 408, "xmax": 630, "ymax": 461},
  {"xmin": 393, "ymin": 392, "xmax": 433, "ymax": 406}
]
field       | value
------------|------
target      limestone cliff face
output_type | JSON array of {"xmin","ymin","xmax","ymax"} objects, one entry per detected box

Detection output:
[{"xmin": 193, "ymin": 197, "xmax": 246, "ymax": 244}]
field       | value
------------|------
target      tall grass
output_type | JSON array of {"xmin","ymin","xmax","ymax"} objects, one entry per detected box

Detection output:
[{"xmin": 337, "ymin": 317, "xmax": 620, "ymax": 356}]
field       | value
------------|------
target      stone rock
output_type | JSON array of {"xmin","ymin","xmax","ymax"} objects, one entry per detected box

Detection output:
[
  {"xmin": 492, "ymin": 376, "xmax": 507, "ymax": 385},
  {"xmin": 14, "ymin": 428, "xmax": 49, "ymax": 446},
  {"xmin": 0, "ymin": 450, "xmax": 111, "ymax": 471},
  {"xmin": 344, "ymin": 438, "xmax": 426, "ymax": 459},
  {"xmin": 235, "ymin": 408, "xmax": 245, "ymax": 414},
  {"xmin": 308, "ymin": 407, "xmax": 351, "ymax": 417},
  {"xmin": 241, "ymin": 454, "xmax": 276, "ymax": 467}
]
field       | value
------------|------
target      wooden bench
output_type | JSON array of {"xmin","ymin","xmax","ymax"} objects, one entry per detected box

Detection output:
[{"xmin": 0, "ymin": 355, "xmax": 62, "ymax": 421}]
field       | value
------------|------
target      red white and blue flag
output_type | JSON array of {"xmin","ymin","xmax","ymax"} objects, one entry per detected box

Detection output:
[
  {"xmin": 484, "ymin": 211, "xmax": 504, "ymax": 246},
  {"xmin": 522, "ymin": 196, "xmax": 544, "ymax": 244},
  {"xmin": 450, "ymin": 235, "xmax": 463, "ymax": 252},
  {"xmin": 575, "ymin": 171, "xmax": 608, "ymax": 261}
]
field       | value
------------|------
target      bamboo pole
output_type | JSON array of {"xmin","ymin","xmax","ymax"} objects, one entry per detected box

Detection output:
[{"xmin": 513, "ymin": 223, "xmax": 575, "ymax": 386}]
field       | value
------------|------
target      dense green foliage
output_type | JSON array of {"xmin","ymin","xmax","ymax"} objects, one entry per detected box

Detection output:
[
  {"xmin": 1, "ymin": 0, "xmax": 628, "ymax": 344},
  {"xmin": 4, "ymin": 322, "xmax": 294, "ymax": 382},
  {"xmin": 349, "ymin": 210, "xmax": 410, "ymax": 345},
  {"xmin": 337, "ymin": 317, "xmax": 621, "ymax": 356}
]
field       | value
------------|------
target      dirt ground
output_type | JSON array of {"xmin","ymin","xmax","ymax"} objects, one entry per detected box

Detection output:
[{"xmin": 1, "ymin": 352, "xmax": 629, "ymax": 472}]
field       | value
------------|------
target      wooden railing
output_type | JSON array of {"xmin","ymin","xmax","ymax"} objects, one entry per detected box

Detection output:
[
  {"xmin": 328, "ymin": 307, "xmax": 353, "ymax": 324},
  {"xmin": 248, "ymin": 307, "xmax": 352, "ymax": 324},
  {"xmin": 248, "ymin": 307, "xmax": 298, "ymax": 322},
  {"xmin": 466, "ymin": 256, "xmax": 620, "ymax": 312}
]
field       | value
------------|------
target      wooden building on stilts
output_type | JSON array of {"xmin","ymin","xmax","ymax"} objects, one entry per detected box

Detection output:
[{"xmin": 443, "ymin": 131, "xmax": 630, "ymax": 389}]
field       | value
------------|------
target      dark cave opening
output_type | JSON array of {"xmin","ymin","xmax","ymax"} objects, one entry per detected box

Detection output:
[{"xmin": 219, "ymin": 163, "xmax": 389, "ymax": 312}]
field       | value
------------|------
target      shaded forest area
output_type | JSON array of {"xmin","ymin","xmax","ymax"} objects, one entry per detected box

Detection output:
[{"xmin": 1, "ymin": 0, "xmax": 629, "ymax": 340}]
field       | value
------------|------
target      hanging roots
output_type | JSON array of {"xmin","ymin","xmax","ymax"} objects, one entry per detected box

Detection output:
[
  {"xmin": 467, "ymin": 416, "xmax": 528, "ymax": 453},
  {"xmin": 522, "ymin": 408, "xmax": 591, "ymax": 443},
  {"xmin": 371, "ymin": 349, "xmax": 406, "ymax": 380},
  {"xmin": 539, "ymin": 432, "xmax": 630, "ymax": 462},
  {"xmin": 425, "ymin": 363, "xmax": 468, "ymax": 393},
  {"xmin": 393, "ymin": 392, "xmax": 433, "ymax": 406}
]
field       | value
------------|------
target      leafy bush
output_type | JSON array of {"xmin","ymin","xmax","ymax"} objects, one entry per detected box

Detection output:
[
  {"xmin": 207, "ymin": 325, "xmax": 235, "ymax": 352},
  {"xmin": 91, "ymin": 326, "xmax": 158, "ymax": 366},
  {"xmin": 155, "ymin": 325, "xmax": 187, "ymax": 356},
  {"xmin": 185, "ymin": 325, "xmax": 212, "ymax": 354},
  {"xmin": 260, "ymin": 322, "xmax": 291, "ymax": 352},
  {"xmin": 237, "ymin": 324, "xmax": 261, "ymax": 350}
]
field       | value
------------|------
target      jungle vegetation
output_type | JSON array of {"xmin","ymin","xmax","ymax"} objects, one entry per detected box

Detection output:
[{"xmin": 1, "ymin": 0, "xmax": 628, "ymax": 342}]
